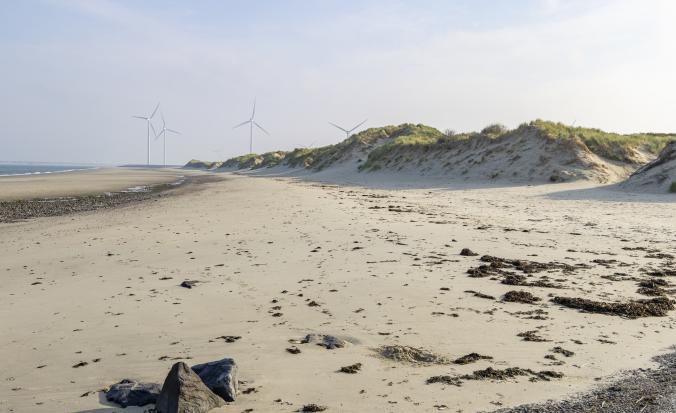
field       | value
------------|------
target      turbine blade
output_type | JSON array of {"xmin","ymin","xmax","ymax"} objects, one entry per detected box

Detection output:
[
  {"xmin": 161, "ymin": 111, "xmax": 166, "ymax": 128},
  {"xmin": 150, "ymin": 102, "xmax": 160, "ymax": 119},
  {"xmin": 167, "ymin": 128, "xmax": 181, "ymax": 134},
  {"xmin": 233, "ymin": 120, "xmax": 251, "ymax": 129},
  {"xmin": 348, "ymin": 119, "xmax": 367, "ymax": 132},
  {"xmin": 328, "ymin": 122, "xmax": 349, "ymax": 133},
  {"xmin": 250, "ymin": 99, "xmax": 256, "ymax": 120},
  {"xmin": 132, "ymin": 115, "xmax": 147, "ymax": 119},
  {"xmin": 150, "ymin": 122, "xmax": 157, "ymax": 137},
  {"xmin": 253, "ymin": 121, "xmax": 269, "ymax": 135}
]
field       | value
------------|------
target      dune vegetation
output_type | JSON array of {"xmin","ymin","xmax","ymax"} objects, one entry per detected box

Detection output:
[{"xmin": 188, "ymin": 120, "xmax": 675, "ymax": 183}]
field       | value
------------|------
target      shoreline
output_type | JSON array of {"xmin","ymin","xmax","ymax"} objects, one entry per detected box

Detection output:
[
  {"xmin": 0, "ymin": 166, "xmax": 100, "ymax": 178},
  {"xmin": 0, "ymin": 167, "xmax": 193, "ymax": 201},
  {"xmin": 0, "ymin": 173, "xmax": 222, "ymax": 223}
]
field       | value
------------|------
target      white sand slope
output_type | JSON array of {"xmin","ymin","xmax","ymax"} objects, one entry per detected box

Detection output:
[
  {"xmin": 620, "ymin": 141, "xmax": 676, "ymax": 193},
  {"xmin": 360, "ymin": 129, "xmax": 649, "ymax": 184}
]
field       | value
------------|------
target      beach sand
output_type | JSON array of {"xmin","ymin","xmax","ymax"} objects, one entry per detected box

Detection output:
[
  {"xmin": 0, "ymin": 167, "xmax": 188, "ymax": 201},
  {"xmin": 0, "ymin": 169, "xmax": 674, "ymax": 412}
]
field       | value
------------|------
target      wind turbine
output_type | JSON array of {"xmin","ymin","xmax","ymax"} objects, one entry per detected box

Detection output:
[
  {"xmin": 233, "ymin": 99, "xmax": 269, "ymax": 154},
  {"xmin": 154, "ymin": 111, "xmax": 180, "ymax": 167},
  {"xmin": 329, "ymin": 119, "xmax": 367, "ymax": 139},
  {"xmin": 132, "ymin": 102, "xmax": 160, "ymax": 165}
]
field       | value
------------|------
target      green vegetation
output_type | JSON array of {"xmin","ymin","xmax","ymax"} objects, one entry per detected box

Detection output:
[
  {"xmin": 480, "ymin": 123, "xmax": 508, "ymax": 137},
  {"xmin": 184, "ymin": 159, "xmax": 218, "ymax": 169},
  {"xmin": 193, "ymin": 120, "xmax": 674, "ymax": 174},
  {"xmin": 255, "ymin": 151, "xmax": 287, "ymax": 168},
  {"xmin": 530, "ymin": 120, "xmax": 675, "ymax": 163},
  {"xmin": 221, "ymin": 153, "xmax": 261, "ymax": 169},
  {"xmin": 670, "ymin": 182, "xmax": 676, "ymax": 193},
  {"xmin": 358, "ymin": 124, "xmax": 444, "ymax": 170},
  {"xmin": 287, "ymin": 124, "xmax": 441, "ymax": 171}
]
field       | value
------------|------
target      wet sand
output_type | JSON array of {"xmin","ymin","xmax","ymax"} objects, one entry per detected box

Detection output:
[{"xmin": 0, "ymin": 167, "xmax": 189, "ymax": 201}]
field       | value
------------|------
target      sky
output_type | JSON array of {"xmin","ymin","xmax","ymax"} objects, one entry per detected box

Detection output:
[{"xmin": 1, "ymin": 0, "xmax": 675, "ymax": 165}]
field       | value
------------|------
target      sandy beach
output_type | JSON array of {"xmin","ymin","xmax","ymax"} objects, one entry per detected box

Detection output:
[
  {"xmin": 0, "ymin": 168, "xmax": 674, "ymax": 412},
  {"xmin": 0, "ymin": 168, "xmax": 189, "ymax": 201}
]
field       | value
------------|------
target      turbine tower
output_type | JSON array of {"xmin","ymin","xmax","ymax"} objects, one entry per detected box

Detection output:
[
  {"xmin": 154, "ymin": 111, "xmax": 181, "ymax": 167},
  {"xmin": 233, "ymin": 99, "xmax": 269, "ymax": 154},
  {"xmin": 132, "ymin": 102, "xmax": 160, "ymax": 165},
  {"xmin": 329, "ymin": 119, "xmax": 367, "ymax": 139}
]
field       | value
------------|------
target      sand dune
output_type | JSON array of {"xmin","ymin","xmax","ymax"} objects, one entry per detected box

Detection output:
[
  {"xmin": 620, "ymin": 141, "xmax": 676, "ymax": 193},
  {"xmin": 191, "ymin": 121, "xmax": 672, "ymax": 186}
]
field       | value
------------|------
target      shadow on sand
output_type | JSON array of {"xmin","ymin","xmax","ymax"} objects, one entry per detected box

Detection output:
[
  {"xmin": 72, "ymin": 392, "xmax": 152, "ymax": 413},
  {"xmin": 545, "ymin": 183, "xmax": 675, "ymax": 203}
]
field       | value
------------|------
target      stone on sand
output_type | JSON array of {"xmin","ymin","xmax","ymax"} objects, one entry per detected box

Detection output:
[
  {"xmin": 192, "ymin": 357, "xmax": 239, "ymax": 402},
  {"xmin": 105, "ymin": 379, "xmax": 161, "ymax": 407},
  {"xmin": 155, "ymin": 362, "xmax": 225, "ymax": 413}
]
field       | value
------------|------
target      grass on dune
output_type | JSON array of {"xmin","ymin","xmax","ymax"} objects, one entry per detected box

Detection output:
[
  {"xmin": 197, "ymin": 120, "xmax": 675, "ymax": 171},
  {"xmin": 287, "ymin": 124, "xmax": 441, "ymax": 171},
  {"xmin": 531, "ymin": 120, "xmax": 675, "ymax": 162}
]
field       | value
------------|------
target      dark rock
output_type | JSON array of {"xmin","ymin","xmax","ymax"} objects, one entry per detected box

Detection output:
[
  {"xmin": 180, "ymin": 280, "xmax": 199, "ymax": 289},
  {"xmin": 191, "ymin": 357, "xmax": 238, "ymax": 402},
  {"xmin": 286, "ymin": 346, "xmax": 301, "ymax": 354},
  {"xmin": 106, "ymin": 379, "xmax": 161, "ymax": 407},
  {"xmin": 300, "ymin": 334, "xmax": 348, "ymax": 349},
  {"xmin": 460, "ymin": 248, "xmax": 479, "ymax": 256},
  {"xmin": 339, "ymin": 363, "xmax": 362, "ymax": 374},
  {"xmin": 155, "ymin": 362, "xmax": 225, "ymax": 413}
]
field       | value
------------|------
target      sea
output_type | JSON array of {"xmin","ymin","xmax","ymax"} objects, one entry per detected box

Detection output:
[{"xmin": 0, "ymin": 163, "xmax": 98, "ymax": 177}]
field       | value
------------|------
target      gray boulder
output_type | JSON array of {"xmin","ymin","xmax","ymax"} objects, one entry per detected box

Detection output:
[
  {"xmin": 192, "ymin": 358, "xmax": 238, "ymax": 402},
  {"xmin": 301, "ymin": 334, "xmax": 348, "ymax": 349},
  {"xmin": 105, "ymin": 379, "xmax": 161, "ymax": 407},
  {"xmin": 155, "ymin": 362, "xmax": 225, "ymax": 413}
]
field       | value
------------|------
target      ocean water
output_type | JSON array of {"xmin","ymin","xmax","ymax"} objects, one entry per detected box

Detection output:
[{"xmin": 0, "ymin": 163, "xmax": 97, "ymax": 176}]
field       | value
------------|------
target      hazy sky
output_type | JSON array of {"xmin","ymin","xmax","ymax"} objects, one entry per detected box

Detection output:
[{"xmin": 1, "ymin": 0, "xmax": 675, "ymax": 164}]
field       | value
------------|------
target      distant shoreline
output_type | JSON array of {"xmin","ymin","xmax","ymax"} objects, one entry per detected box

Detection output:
[
  {"xmin": 0, "ymin": 165, "xmax": 99, "ymax": 177},
  {"xmin": 0, "ymin": 173, "xmax": 222, "ymax": 223},
  {"xmin": 0, "ymin": 167, "xmax": 193, "ymax": 201}
]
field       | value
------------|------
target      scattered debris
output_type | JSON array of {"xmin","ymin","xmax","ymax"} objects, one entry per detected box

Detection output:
[
  {"xmin": 376, "ymin": 345, "xmax": 450, "ymax": 365},
  {"xmin": 552, "ymin": 296, "xmax": 674, "ymax": 318},
  {"xmin": 297, "ymin": 334, "xmax": 348, "ymax": 349},
  {"xmin": 517, "ymin": 330, "xmax": 550, "ymax": 342},
  {"xmin": 210, "ymin": 335, "xmax": 241, "ymax": 343},
  {"xmin": 551, "ymin": 347, "xmax": 575, "ymax": 357},
  {"xmin": 428, "ymin": 367, "xmax": 563, "ymax": 387},
  {"xmin": 503, "ymin": 290, "xmax": 541, "ymax": 304},
  {"xmin": 465, "ymin": 290, "xmax": 496, "ymax": 300},
  {"xmin": 453, "ymin": 353, "xmax": 493, "ymax": 365},
  {"xmin": 301, "ymin": 404, "xmax": 328, "ymax": 412},
  {"xmin": 339, "ymin": 363, "xmax": 362, "ymax": 374}
]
